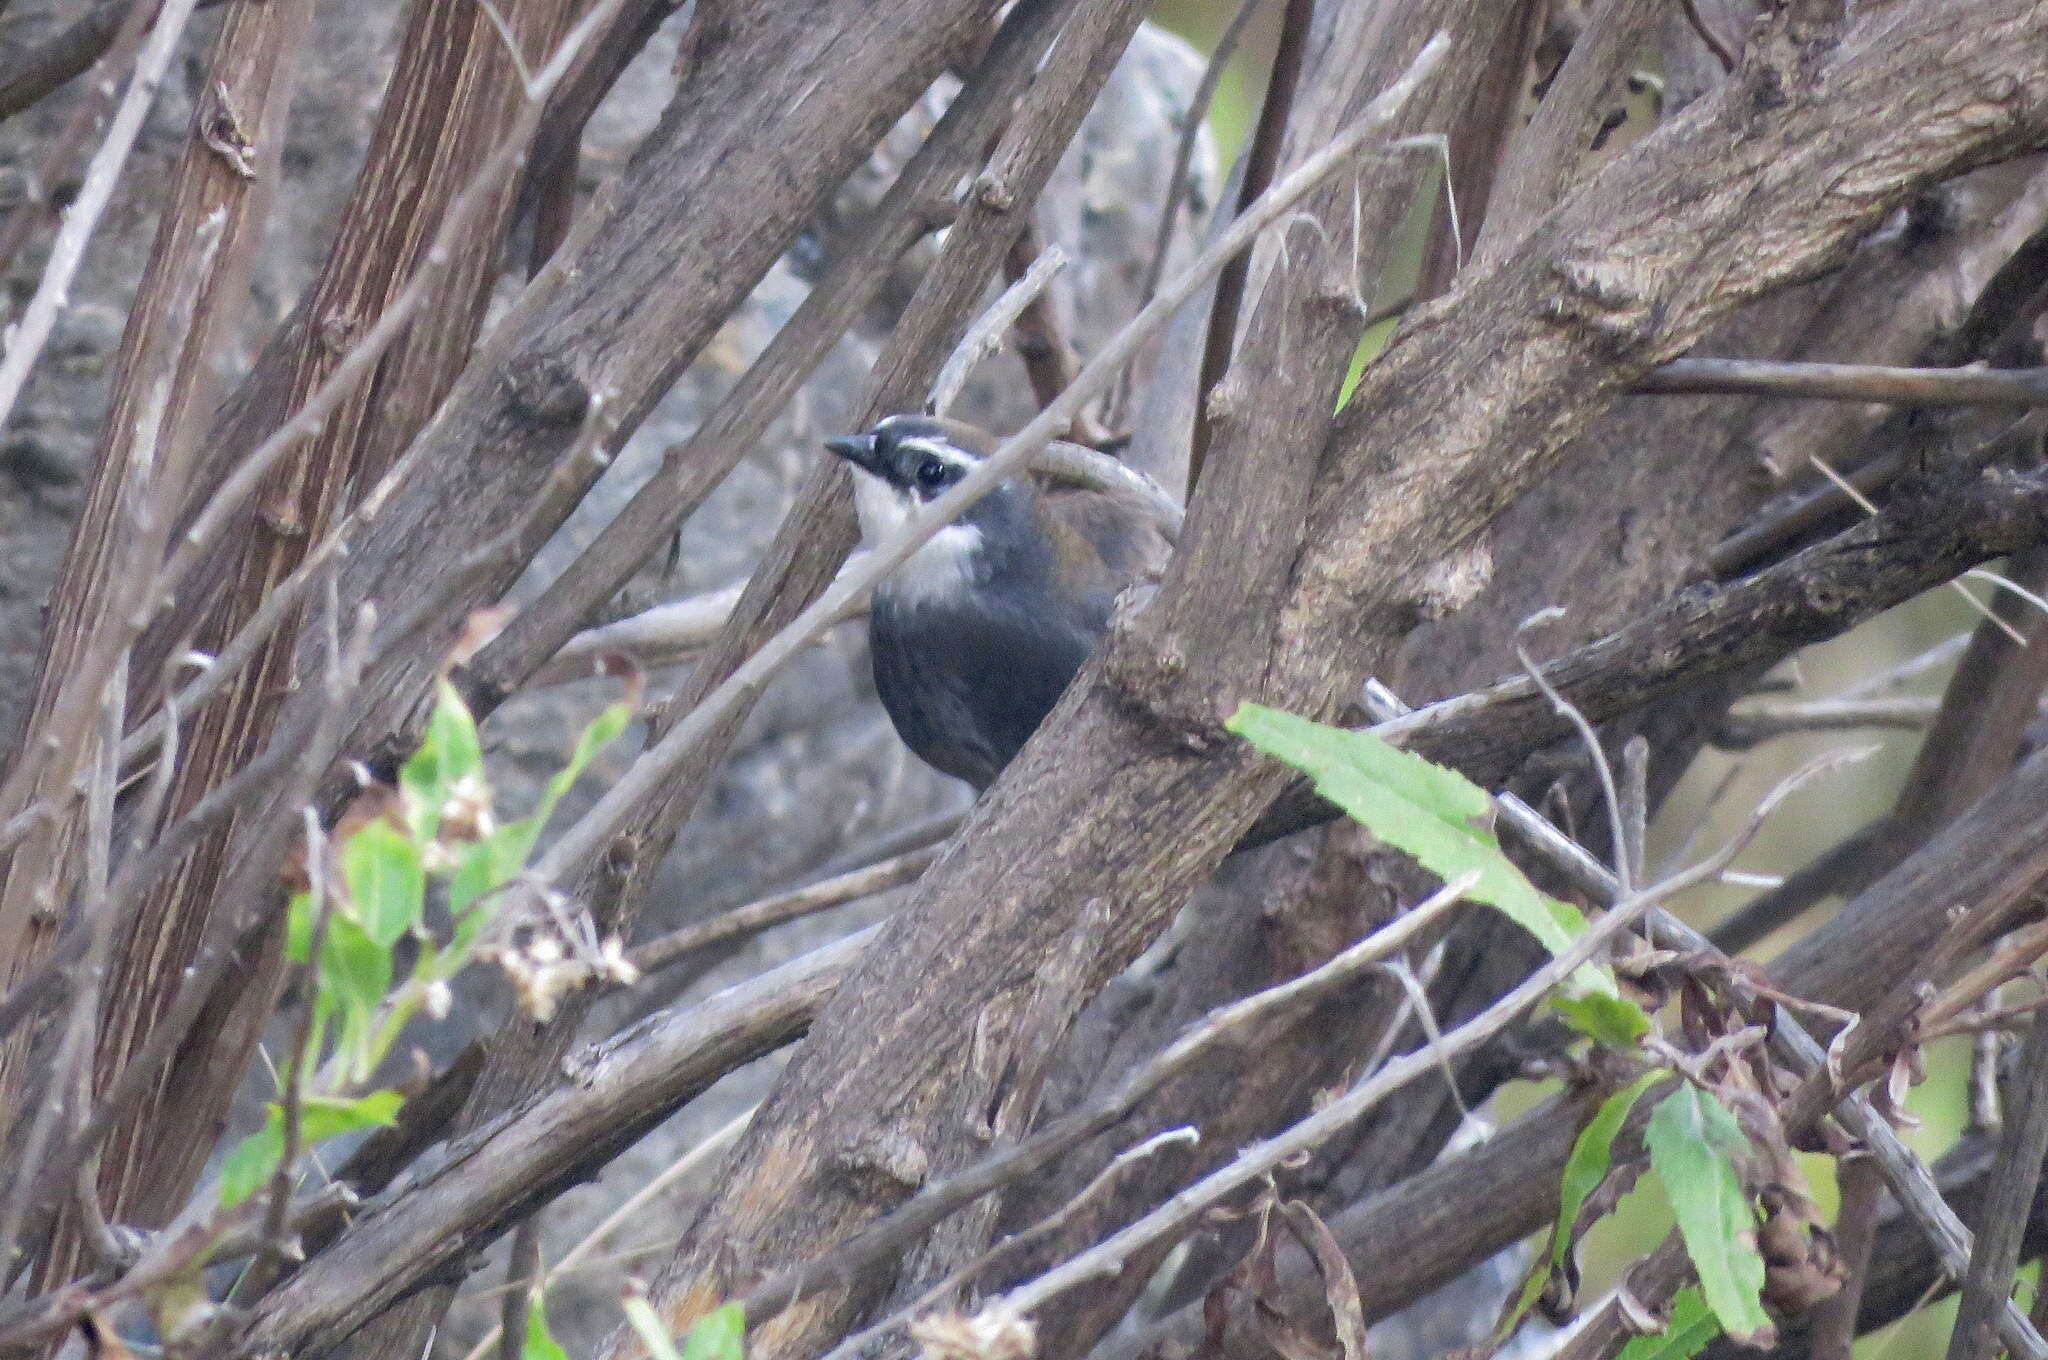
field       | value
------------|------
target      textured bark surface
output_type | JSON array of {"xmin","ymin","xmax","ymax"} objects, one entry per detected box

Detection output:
[{"xmin": 618, "ymin": 8, "xmax": 2048, "ymax": 1360}]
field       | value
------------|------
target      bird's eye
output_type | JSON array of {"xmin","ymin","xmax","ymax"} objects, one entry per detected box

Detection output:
[{"xmin": 915, "ymin": 457, "xmax": 951, "ymax": 490}]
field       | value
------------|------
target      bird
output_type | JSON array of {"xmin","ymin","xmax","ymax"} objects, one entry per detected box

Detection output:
[{"xmin": 826, "ymin": 414, "xmax": 1178, "ymax": 790}]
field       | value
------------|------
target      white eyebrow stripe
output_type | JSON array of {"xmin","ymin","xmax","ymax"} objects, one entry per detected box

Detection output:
[{"xmin": 894, "ymin": 437, "xmax": 977, "ymax": 469}]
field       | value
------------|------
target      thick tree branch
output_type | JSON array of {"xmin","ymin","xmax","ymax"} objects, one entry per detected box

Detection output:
[{"xmin": 618, "ymin": 9, "xmax": 2048, "ymax": 1360}]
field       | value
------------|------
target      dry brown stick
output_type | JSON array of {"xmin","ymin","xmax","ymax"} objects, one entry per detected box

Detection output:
[
  {"xmin": 737, "ymin": 873, "xmax": 1475, "ymax": 1329},
  {"xmin": 1713, "ymin": 696, "xmax": 1940, "ymax": 747},
  {"xmin": 1187, "ymin": 0, "xmax": 1312, "ymax": 496},
  {"xmin": 500, "ymin": 1215, "xmax": 544, "ymax": 1360},
  {"xmin": 931, "ymin": 243, "xmax": 1070, "ymax": 417},
  {"xmin": 1809, "ymin": 1154, "xmax": 1882, "ymax": 1360},
  {"xmin": 1474, "ymin": 0, "xmax": 1663, "ymax": 269},
  {"xmin": 1949, "ymin": 1012, "xmax": 2048, "ymax": 1360},
  {"xmin": 1000, "ymin": 228, "xmax": 1103, "ymax": 438},
  {"xmin": 1678, "ymin": 0, "xmax": 1740, "ymax": 70},
  {"xmin": 0, "ymin": 0, "xmax": 232, "ymax": 126},
  {"xmin": 1639, "ymin": 358, "xmax": 2048, "ymax": 405},
  {"xmin": 628, "ymin": 844, "xmax": 943, "ymax": 978},
  {"xmin": 1102, "ymin": 0, "xmax": 1256, "ymax": 431}
]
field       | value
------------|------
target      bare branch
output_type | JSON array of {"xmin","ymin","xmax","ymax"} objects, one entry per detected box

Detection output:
[
  {"xmin": 928, "ymin": 245, "xmax": 1069, "ymax": 417},
  {"xmin": 737, "ymin": 868, "xmax": 1473, "ymax": 1330},
  {"xmin": 1640, "ymin": 357, "xmax": 2048, "ymax": 406},
  {"xmin": 0, "ymin": 0, "xmax": 203, "ymax": 430},
  {"xmin": 1948, "ymin": 1010, "xmax": 2048, "ymax": 1360}
]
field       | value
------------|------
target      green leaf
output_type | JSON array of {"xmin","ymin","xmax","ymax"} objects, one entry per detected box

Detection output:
[
  {"xmin": 1227, "ymin": 704, "xmax": 1608, "ymax": 992},
  {"xmin": 1553, "ymin": 991, "xmax": 1653, "ymax": 1048},
  {"xmin": 1646, "ymin": 1087, "xmax": 1773, "ymax": 1346},
  {"xmin": 298, "ymin": 1089, "xmax": 403, "ymax": 1142},
  {"xmin": 216, "ymin": 1091, "xmax": 401, "ymax": 1209},
  {"xmin": 681, "ymin": 1302, "xmax": 745, "ymax": 1360},
  {"xmin": 343, "ymin": 818, "xmax": 425, "ymax": 947},
  {"xmin": 529, "ymin": 700, "xmax": 632, "ymax": 834},
  {"xmin": 621, "ymin": 1296, "xmax": 686, "ymax": 1360},
  {"xmin": 285, "ymin": 890, "xmax": 315, "ymax": 963},
  {"xmin": 317, "ymin": 911, "xmax": 391, "ymax": 1018},
  {"xmin": 1555, "ymin": 1073, "xmax": 1664, "ymax": 1272},
  {"xmin": 1500, "ymin": 1071, "xmax": 1667, "ymax": 1336},
  {"xmin": 524, "ymin": 1290, "xmax": 569, "ymax": 1360},
  {"xmin": 217, "ymin": 1118, "xmax": 284, "ymax": 1209},
  {"xmin": 400, "ymin": 679, "xmax": 485, "ymax": 843},
  {"xmin": 1616, "ymin": 1288, "xmax": 1722, "ymax": 1360}
]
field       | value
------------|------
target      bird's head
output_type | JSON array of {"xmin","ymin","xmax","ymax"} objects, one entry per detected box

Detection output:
[{"xmin": 825, "ymin": 415, "xmax": 1041, "ymax": 606}]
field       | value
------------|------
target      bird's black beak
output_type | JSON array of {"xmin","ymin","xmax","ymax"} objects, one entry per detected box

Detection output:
[{"xmin": 825, "ymin": 433, "xmax": 883, "ymax": 476}]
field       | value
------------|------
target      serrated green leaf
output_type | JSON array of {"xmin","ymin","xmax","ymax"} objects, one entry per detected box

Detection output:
[
  {"xmin": 1227, "ymin": 704, "xmax": 1609, "ymax": 993},
  {"xmin": 400, "ymin": 680, "xmax": 486, "ymax": 843},
  {"xmin": 681, "ymin": 1302, "xmax": 744, "ymax": 1360},
  {"xmin": 343, "ymin": 818, "xmax": 425, "ymax": 947},
  {"xmin": 1616, "ymin": 1288, "xmax": 1722, "ymax": 1360},
  {"xmin": 216, "ymin": 1091, "xmax": 400, "ymax": 1209},
  {"xmin": 1553, "ymin": 991, "xmax": 1654, "ymax": 1047},
  {"xmin": 622, "ymin": 1296, "xmax": 687, "ymax": 1360},
  {"xmin": 525, "ymin": 1290, "xmax": 569, "ymax": 1360},
  {"xmin": 1646, "ymin": 1087, "xmax": 1772, "ymax": 1346}
]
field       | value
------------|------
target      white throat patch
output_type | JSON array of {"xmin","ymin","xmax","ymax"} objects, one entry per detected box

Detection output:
[{"xmin": 851, "ymin": 471, "xmax": 982, "ymax": 609}]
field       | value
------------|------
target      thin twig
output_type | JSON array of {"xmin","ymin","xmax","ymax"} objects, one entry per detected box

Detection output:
[
  {"xmin": 1715, "ymin": 696, "xmax": 1941, "ymax": 747},
  {"xmin": 1515, "ymin": 609, "xmax": 1635, "ymax": 897},
  {"xmin": 1103, "ymin": 0, "xmax": 1256, "ymax": 429},
  {"xmin": 628, "ymin": 844, "xmax": 942, "ymax": 978},
  {"xmin": 927, "ymin": 245, "xmax": 1069, "ymax": 417},
  {"xmin": 499, "ymin": 1216, "xmax": 543, "ymax": 1360},
  {"xmin": 0, "ymin": 0, "xmax": 203, "ymax": 431},
  {"xmin": 455, "ymin": 1104, "xmax": 755, "ymax": 1360},
  {"xmin": 527, "ymin": 36, "xmax": 1453, "ymax": 895},
  {"xmin": 1188, "ymin": 0, "xmax": 1313, "ymax": 496},
  {"xmin": 1640, "ymin": 358, "xmax": 2048, "ymax": 406},
  {"xmin": 1000, "ymin": 227, "xmax": 1106, "ymax": 444},
  {"xmin": 1810, "ymin": 1153, "xmax": 1883, "ymax": 1360},
  {"xmin": 1677, "ymin": 0, "xmax": 1739, "ymax": 72},
  {"xmin": 739, "ymin": 866, "xmax": 1475, "ymax": 1327}
]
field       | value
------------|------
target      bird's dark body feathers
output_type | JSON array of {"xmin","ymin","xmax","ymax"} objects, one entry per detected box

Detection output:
[{"xmin": 828, "ymin": 415, "xmax": 1176, "ymax": 789}]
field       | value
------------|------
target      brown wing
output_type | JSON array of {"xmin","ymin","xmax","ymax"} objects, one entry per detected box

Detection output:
[
  {"xmin": 1039, "ymin": 484, "xmax": 1176, "ymax": 594},
  {"xmin": 1029, "ymin": 439, "xmax": 1178, "ymax": 597}
]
